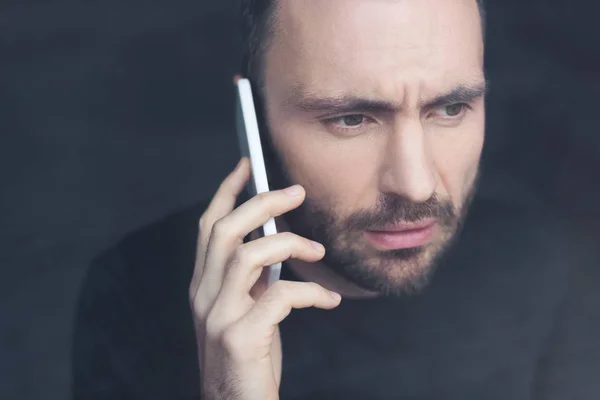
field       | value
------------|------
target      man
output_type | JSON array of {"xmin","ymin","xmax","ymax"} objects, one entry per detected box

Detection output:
[{"xmin": 73, "ymin": 1, "xmax": 600, "ymax": 399}]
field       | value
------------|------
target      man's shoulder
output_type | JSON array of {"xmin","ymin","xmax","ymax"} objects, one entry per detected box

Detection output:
[
  {"xmin": 72, "ymin": 200, "xmax": 209, "ymax": 398},
  {"xmin": 113, "ymin": 199, "xmax": 208, "ymax": 261},
  {"xmin": 87, "ymin": 199, "xmax": 210, "ymax": 292},
  {"xmin": 74, "ymin": 198, "xmax": 211, "ymax": 325}
]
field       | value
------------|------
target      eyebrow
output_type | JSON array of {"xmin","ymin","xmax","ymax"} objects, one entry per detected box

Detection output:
[
  {"xmin": 288, "ymin": 81, "xmax": 489, "ymax": 115},
  {"xmin": 423, "ymin": 82, "xmax": 489, "ymax": 110}
]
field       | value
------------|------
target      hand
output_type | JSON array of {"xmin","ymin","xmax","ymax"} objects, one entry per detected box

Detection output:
[{"xmin": 189, "ymin": 158, "xmax": 342, "ymax": 400}]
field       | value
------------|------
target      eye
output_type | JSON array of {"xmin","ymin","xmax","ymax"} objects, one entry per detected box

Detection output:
[
  {"xmin": 327, "ymin": 114, "xmax": 367, "ymax": 128},
  {"xmin": 434, "ymin": 103, "xmax": 470, "ymax": 119},
  {"xmin": 445, "ymin": 104, "xmax": 464, "ymax": 116}
]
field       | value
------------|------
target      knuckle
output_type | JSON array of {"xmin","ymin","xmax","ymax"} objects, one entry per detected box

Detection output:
[
  {"xmin": 281, "ymin": 232, "xmax": 304, "ymax": 253},
  {"xmin": 308, "ymin": 281, "xmax": 324, "ymax": 293},
  {"xmin": 282, "ymin": 232, "xmax": 310, "ymax": 250},
  {"xmin": 254, "ymin": 192, "xmax": 276, "ymax": 213},
  {"xmin": 211, "ymin": 217, "xmax": 244, "ymax": 246},
  {"xmin": 220, "ymin": 325, "xmax": 246, "ymax": 353},
  {"xmin": 191, "ymin": 294, "xmax": 208, "ymax": 320},
  {"xmin": 211, "ymin": 217, "xmax": 231, "ymax": 238},
  {"xmin": 198, "ymin": 215, "xmax": 214, "ymax": 234},
  {"xmin": 270, "ymin": 279, "xmax": 286, "ymax": 291},
  {"xmin": 254, "ymin": 192, "xmax": 271, "ymax": 214},
  {"xmin": 280, "ymin": 232, "xmax": 298, "ymax": 240},
  {"xmin": 254, "ymin": 191, "xmax": 270, "ymax": 204},
  {"xmin": 279, "ymin": 231, "xmax": 297, "ymax": 242},
  {"xmin": 198, "ymin": 214, "xmax": 207, "ymax": 230},
  {"xmin": 269, "ymin": 279, "xmax": 291, "ymax": 297},
  {"xmin": 204, "ymin": 311, "xmax": 222, "ymax": 338}
]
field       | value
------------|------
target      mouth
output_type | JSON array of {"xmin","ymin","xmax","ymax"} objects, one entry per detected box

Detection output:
[{"xmin": 364, "ymin": 220, "xmax": 437, "ymax": 250}]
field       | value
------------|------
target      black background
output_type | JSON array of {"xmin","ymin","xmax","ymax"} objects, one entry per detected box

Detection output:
[{"xmin": 1, "ymin": 1, "xmax": 598, "ymax": 398}]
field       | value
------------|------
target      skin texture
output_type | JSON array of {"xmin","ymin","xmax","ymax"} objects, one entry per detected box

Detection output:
[
  {"xmin": 262, "ymin": 0, "xmax": 486, "ymax": 297},
  {"xmin": 191, "ymin": 1, "xmax": 486, "ymax": 398}
]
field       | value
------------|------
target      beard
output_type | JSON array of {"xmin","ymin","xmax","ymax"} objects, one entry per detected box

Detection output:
[
  {"xmin": 259, "ymin": 121, "xmax": 478, "ymax": 296},
  {"xmin": 286, "ymin": 191, "xmax": 475, "ymax": 296}
]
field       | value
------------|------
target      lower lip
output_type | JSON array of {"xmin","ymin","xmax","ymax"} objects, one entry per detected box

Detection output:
[{"xmin": 364, "ymin": 224, "xmax": 436, "ymax": 250}]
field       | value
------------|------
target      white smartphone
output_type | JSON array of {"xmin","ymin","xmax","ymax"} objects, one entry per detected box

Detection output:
[{"xmin": 235, "ymin": 77, "xmax": 281, "ymax": 286}]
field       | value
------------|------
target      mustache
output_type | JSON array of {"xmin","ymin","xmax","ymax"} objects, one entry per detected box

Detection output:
[{"xmin": 344, "ymin": 193, "xmax": 456, "ymax": 231}]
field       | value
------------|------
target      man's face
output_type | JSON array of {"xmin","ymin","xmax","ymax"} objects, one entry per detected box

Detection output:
[{"xmin": 262, "ymin": 0, "xmax": 486, "ymax": 295}]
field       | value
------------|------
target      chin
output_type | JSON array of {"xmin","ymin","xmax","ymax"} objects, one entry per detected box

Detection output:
[{"xmin": 327, "ymin": 241, "xmax": 450, "ymax": 297}]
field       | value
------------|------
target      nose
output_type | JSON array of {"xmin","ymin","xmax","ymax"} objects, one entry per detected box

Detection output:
[{"xmin": 378, "ymin": 119, "xmax": 437, "ymax": 203}]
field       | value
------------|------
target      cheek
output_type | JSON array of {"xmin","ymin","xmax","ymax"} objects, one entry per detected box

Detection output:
[
  {"xmin": 432, "ymin": 122, "xmax": 484, "ymax": 203},
  {"xmin": 270, "ymin": 124, "xmax": 380, "ymax": 211}
]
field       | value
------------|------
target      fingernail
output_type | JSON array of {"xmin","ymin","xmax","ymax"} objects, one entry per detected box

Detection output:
[
  {"xmin": 329, "ymin": 291, "xmax": 342, "ymax": 301},
  {"xmin": 284, "ymin": 185, "xmax": 303, "ymax": 196},
  {"xmin": 311, "ymin": 241, "xmax": 325, "ymax": 251}
]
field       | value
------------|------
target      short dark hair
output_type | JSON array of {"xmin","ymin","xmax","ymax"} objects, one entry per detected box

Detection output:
[{"xmin": 240, "ymin": 0, "xmax": 486, "ymax": 89}]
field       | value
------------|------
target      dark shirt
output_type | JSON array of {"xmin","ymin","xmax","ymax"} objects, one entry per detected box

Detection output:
[{"xmin": 72, "ymin": 195, "xmax": 600, "ymax": 399}]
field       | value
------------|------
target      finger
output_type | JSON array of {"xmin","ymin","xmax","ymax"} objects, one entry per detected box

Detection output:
[
  {"xmin": 240, "ymin": 281, "xmax": 341, "ymax": 331},
  {"xmin": 219, "ymin": 233, "xmax": 325, "ymax": 301},
  {"xmin": 248, "ymin": 266, "xmax": 270, "ymax": 301},
  {"xmin": 199, "ymin": 185, "xmax": 306, "ymax": 302},
  {"xmin": 190, "ymin": 158, "xmax": 250, "ymax": 302},
  {"xmin": 209, "ymin": 184, "xmax": 306, "ymax": 253},
  {"xmin": 198, "ymin": 158, "xmax": 251, "ymax": 261}
]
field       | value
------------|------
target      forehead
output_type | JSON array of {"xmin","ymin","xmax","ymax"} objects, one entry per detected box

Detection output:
[{"xmin": 265, "ymin": 0, "xmax": 484, "ymax": 100}]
